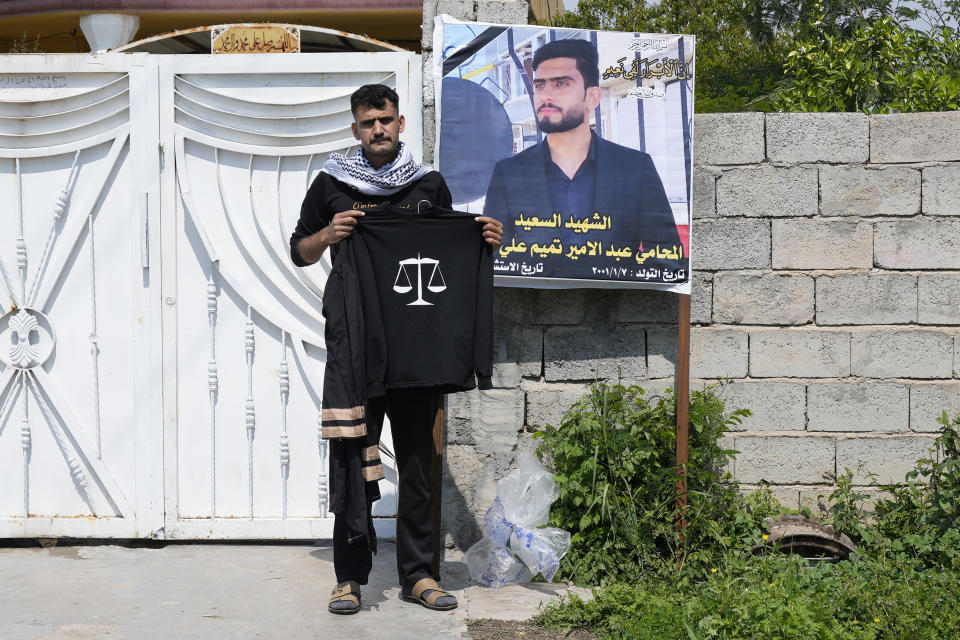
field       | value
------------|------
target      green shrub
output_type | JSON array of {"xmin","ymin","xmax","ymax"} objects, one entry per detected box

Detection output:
[
  {"xmin": 532, "ymin": 390, "xmax": 960, "ymax": 640},
  {"xmin": 533, "ymin": 382, "xmax": 777, "ymax": 584},
  {"xmin": 552, "ymin": 0, "xmax": 959, "ymax": 113},
  {"xmin": 775, "ymin": 18, "xmax": 960, "ymax": 112}
]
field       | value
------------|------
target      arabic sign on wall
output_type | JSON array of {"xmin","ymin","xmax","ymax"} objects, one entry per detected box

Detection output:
[
  {"xmin": 433, "ymin": 17, "xmax": 695, "ymax": 292},
  {"xmin": 211, "ymin": 25, "xmax": 300, "ymax": 54}
]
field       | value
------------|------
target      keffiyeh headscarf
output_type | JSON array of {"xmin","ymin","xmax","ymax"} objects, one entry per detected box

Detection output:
[{"xmin": 322, "ymin": 142, "xmax": 431, "ymax": 196}]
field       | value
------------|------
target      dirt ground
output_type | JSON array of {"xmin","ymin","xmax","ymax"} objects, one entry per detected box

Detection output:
[{"xmin": 466, "ymin": 618, "xmax": 598, "ymax": 639}]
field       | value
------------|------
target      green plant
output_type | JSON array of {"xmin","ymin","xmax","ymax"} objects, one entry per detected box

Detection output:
[
  {"xmin": 533, "ymin": 402, "xmax": 960, "ymax": 638},
  {"xmin": 776, "ymin": 17, "xmax": 960, "ymax": 112},
  {"xmin": 552, "ymin": 0, "xmax": 792, "ymax": 112},
  {"xmin": 537, "ymin": 550, "xmax": 960, "ymax": 640},
  {"xmin": 818, "ymin": 466, "xmax": 872, "ymax": 540},
  {"xmin": 857, "ymin": 412, "xmax": 960, "ymax": 569},
  {"xmin": 533, "ymin": 382, "xmax": 768, "ymax": 584},
  {"xmin": 553, "ymin": 0, "xmax": 959, "ymax": 113}
]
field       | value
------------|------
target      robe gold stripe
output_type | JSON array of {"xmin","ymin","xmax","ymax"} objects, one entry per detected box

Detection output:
[
  {"xmin": 361, "ymin": 445, "xmax": 379, "ymax": 461},
  {"xmin": 362, "ymin": 464, "xmax": 384, "ymax": 481},
  {"xmin": 322, "ymin": 424, "xmax": 366, "ymax": 438},
  {"xmin": 322, "ymin": 406, "xmax": 365, "ymax": 421}
]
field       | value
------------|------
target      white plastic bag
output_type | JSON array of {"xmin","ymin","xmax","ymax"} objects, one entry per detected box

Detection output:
[{"xmin": 463, "ymin": 452, "xmax": 571, "ymax": 587}]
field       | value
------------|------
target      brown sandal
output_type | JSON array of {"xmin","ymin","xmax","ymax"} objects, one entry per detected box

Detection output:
[
  {"xmin": 328, "ymin": 580, "xmax": 361, "ymax": 615},
  {"xmin": 400, "ymin": 577, "xmax": 458, "ymax": 611}
]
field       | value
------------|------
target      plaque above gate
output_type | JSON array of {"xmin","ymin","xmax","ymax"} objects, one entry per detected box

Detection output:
[
  {"xmin": 211, "ymin": 25, "xmax": 300, "ymax": 54},
  {"xmin": 0, "ymin": 307, "xmax": 56, "ymax": 369}
]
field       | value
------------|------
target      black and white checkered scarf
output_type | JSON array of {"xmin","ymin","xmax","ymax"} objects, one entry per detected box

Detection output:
[{"xmin": 322, "ymin": 142, "xmax": 430, "ymax": 196}]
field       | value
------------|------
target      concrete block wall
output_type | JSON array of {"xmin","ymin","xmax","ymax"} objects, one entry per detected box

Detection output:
[
  {"xmin": 424, "ymin": 8, "xmax": 960, "ymax": 554},
  {"xmin": 692, "ymin": 110, "xmax": 960, "ymax": 510}
]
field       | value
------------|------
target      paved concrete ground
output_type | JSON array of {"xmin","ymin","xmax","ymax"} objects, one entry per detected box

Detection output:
[{"xmin": 0, "ymin": 541, "xmax": 585, "ymax": 639}]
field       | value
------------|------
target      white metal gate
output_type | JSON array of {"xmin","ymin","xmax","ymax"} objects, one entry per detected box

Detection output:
[
  {"xmin": 0, "ymin": 55, "xmax": 163, "ymax": 537},
  {"xmin": 0, "ymin": 50, "xmax": 422, "ymax": 539}
]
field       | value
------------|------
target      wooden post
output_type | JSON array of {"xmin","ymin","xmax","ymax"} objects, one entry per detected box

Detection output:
[
  {"xmin": 676, "ymin": 293, "xmax": 691, "ymax": 532},
  {"xmin": 431, "ymin": 402, "xmax": 445, "ymax": 580}
]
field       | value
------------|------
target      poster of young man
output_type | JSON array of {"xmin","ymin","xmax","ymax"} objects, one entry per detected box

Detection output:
[{"xmin": 433, "ymin": 17, "xmax": 694, "ymax": 292}]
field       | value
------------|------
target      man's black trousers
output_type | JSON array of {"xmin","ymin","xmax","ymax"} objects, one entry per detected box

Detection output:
[{"xmin": 333, "ymin": 389, "xmax": 440, "ymax": 589}]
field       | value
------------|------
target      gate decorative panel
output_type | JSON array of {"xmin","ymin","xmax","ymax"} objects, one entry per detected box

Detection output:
[
  {"xmin": 160, "ymin": 54, "xmax": 421, "ymax": 538},
  {"xmin": 0, "ymin": 51, "xmax": 421, "ymax": 540},
  {"xmin": 0, "ymin": 56, "xmax": 163, "ymax": 537}
]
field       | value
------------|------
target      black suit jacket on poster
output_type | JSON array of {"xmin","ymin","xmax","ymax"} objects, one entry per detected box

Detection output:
[{"xmin": 483, "ymin": 135, "xmax": 682, "ymax": 251}]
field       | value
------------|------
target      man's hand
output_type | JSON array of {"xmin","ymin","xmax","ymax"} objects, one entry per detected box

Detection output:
[
  {"xmin": 323, "ymin": 210, "xmax": 365, "ymax": 244},
  {"xmin": 476, "ymin": 216, "xmax": 503, "ymax": 249},
  {"xmin": 296, "ymin": 210, "xmax": 364, "ymax": 265}
]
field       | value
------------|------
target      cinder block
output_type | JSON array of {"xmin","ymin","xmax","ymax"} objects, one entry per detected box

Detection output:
[
  {"xmin": 476, "ymin": 0, "xmax": 529, "ymax": 24},
  {"xmin": 581, "ymin": 290, "xmax": 621, "ymax": 326},
  {"xmin": 946, "ymin": 335, "xmax": 960, "ymax": 379},
  {"xmin": 875, "ymin": 220, "xmax": 960, "ymax": 269},
  {"xmin": 422, "ymin": 53, "xmax": 435, "ymax": 107},
  {"xmin": 493, "ymin": 290, "xmax": 541, "ymax": 381},
  {"xmin": 819, "ymin": 166, "xmax": 920, "ymax": 217},
  {"xmin": 692, "ymin": 168, "xmax": 718, "ymax": 218},
  {"xmin": 837, "ymin": 436, "xmax": 936, "ymax": 484},
  {"xmin": 617, "ymin": 289, "xmax": 679, "ymax": 324},
  {"xmin": 692, "ymin": 272, "xmax": 712, "ymax": 324},
  {"xmin": 696, "ymin": 219, "xmax": 771, "ymax": 270},
  {"xmin": 741, "ymin": 484, "xmax": 801, "ymax": 509},
  {"xmin": 871, "ymin": 112, "xmax": 960, "ymax": 163},
  {"xmin": 492, "ymin": 324, "xmax": 542, "ymax": 384},
  {"xmin": 442, "ymin": 443, "xmax": 487, "ymax": 547},
  {"xmin": 719, "ymin": 381, "xmax": 806, "ymax": 431},
  {"xmin": 544, "ymin": 325, "xmax": 646, "ymax": 381},
  {"xmin": 693, "ymin": 112, "xmax": 765, "ymax": 165},
  {"xmin": 923, "ymin": 165, "xmax": 960, "ymax": 216},
  {"xmin": 772, "ymin": 219, "xmax": 872, "ymax": 269},
  {"xmin": 530, "ymin": 289, "xmax": 586, "ymax": 325},
  {"xmin": 422, "ymin": 0, "xmax": 477, "ymax": 49},
  {"xmin": 851, "ymin": 329, "xmax": 954, "ymax": 378},
  {"xmin": 910, "ymin": 383, "xmax": 960, "ymax": 432},
  {"xmin": 646, "ymin": 327, "xmax": 677, "ymax": 378},
  {"xmin": 446, "ymin": 389, "xmax": 524, "ymax": 457},
  {"xmin": 649, "ymin": 333, "xmax": 751, "ymax": 386},
  {"xmin": 493, "ymin": 286, "xmax": 529, "ymax": 324},
  {"xmin": 734, "ymin": 435, "xmax": 835, "ymax": 484},
  {"xmin": 691, "ymin": 327, "xmax": 749, "ymax": 378},
  {"xmin": 816, "ymin": 274, "xmax": 917, "ymax": 325},
  {"xmin": 615, "ymin": 274, "xmax": 710, "ymax": 325},
  {"xmin": 422, "ymin": 105, "xmax": 436, "ymax": 165},
  {"xmin": 713, "ymin": 272, "xmax": 814, "ymax": 325},
  {"xmin": 716, "ymin": 166, "xmax": 817, "ymax": 217},
  {"xmin": 767, "ymin": 112, "xmax": 869, "ymax": 163},
  {"xmin": 808, "ymin": 382, "xmax": 909, "ymax": 432},
  {"xmin": 524, "ymin": 384, "xmax": 590, "ymax": 429},
  {"xmin": 918, "ymin": 274, "xmax": 960, "ymax": 325},
  {"xmin": 640, "ymin": 378, "xmax": 679, "ymax": 399},
  {"xmin": 749, "ymin": 330, "xmax": 850, "ymax": 378}
]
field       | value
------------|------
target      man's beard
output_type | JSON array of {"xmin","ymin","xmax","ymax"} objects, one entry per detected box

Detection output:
[{"xmin": 536, "ymin": 103, "xmax": 587, "ymax": 134}]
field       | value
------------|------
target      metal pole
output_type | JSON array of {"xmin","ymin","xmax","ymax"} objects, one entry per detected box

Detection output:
[
  {"xmin": 676, "ymin": 293, "xmax": 691, "ymax": 533},
  {"xmin": 431, "ymin": 401, "xmax": 445, "ymax": 580}
]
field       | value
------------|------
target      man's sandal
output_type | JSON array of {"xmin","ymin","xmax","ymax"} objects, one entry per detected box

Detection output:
[
  {"xmin": 328, "ymin": 580, "xmax": 361, "ymax": 615},
  {"xmin": 400, "ymin": 577, "xmax": 458, "ymax": 611}
]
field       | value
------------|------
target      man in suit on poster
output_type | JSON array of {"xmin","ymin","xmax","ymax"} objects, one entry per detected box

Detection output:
[{"xmin": 483, "ymin": 38, "xmax": 681, "ymax": 255}]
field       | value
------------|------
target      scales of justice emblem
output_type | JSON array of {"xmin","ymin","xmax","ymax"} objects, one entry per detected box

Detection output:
[{"xmin": 393, "ymin": 253, "xmax": 447, "ymax": 306}]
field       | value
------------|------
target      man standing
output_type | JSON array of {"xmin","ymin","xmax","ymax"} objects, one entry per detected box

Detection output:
[
  {"xmin": 290, "ymin": 84, "xmax": 502, "ymax": 615},
  {"xmin": 483, "ymin": 39, "xmax": 681, "ymax": 268}
]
